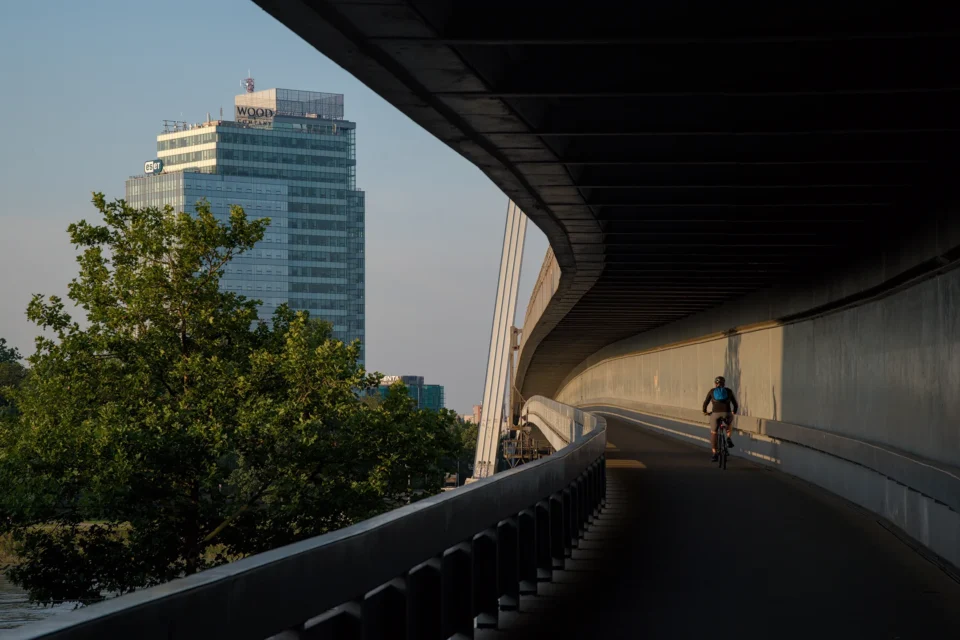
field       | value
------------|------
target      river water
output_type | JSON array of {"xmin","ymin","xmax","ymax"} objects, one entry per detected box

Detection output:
[{"xmin": 0, "ymin": 573, "xmax": 75, "ymax": 632}]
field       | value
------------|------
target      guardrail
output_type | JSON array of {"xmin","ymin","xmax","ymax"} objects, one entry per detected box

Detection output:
[
  {"xmin": 10, "ymin": 398, "xmax": 606, "ymax": 640},
  {"xmin": 523, "ymin": 396, "xmax": 603, "ymax": 453}
]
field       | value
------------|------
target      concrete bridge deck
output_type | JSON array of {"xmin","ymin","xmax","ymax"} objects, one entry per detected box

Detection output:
[{"xmin": 482, "ymin": 414, "xmax": 960, "ymax": 639}]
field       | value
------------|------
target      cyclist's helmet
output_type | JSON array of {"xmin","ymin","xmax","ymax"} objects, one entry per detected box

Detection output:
[{"xmin": 715, "ymin": 376, "xmax": 725, "ymax": 386}]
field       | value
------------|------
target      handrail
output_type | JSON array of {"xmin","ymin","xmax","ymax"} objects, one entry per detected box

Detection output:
[
  {"xmin": 523, "ymin": 396, "xmax": 603, "ymax": 452},
  {"xmin": 9, "ymin": 398, "xmax": 606, "ymax": 640}
]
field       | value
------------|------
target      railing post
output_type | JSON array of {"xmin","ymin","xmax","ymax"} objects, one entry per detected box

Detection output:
[
  {"xmin": 550, "ymin": 492, "xmax": 566, "ymax": 568},
  {"xmin": 568, "ymin": 479, "xmax": 581, "ymax": 548},
  {"xmin": 538, "ymin": 498, "xmax": 556, "ymax": 578},
  {"xmin": 407, "ymin": 558, "xmax": 442, "ymax": 640},
  {"xmin": 591, "ymin": 461, "xmax": 601, "ymax": 518},
  {"xmin": 497, "ymin": 517, "xmax": 520, "ymax": 610},
  {"xmin": 561, "ymin": 488, "xmax": 573, "ymax": 557},
  {"xmin": 362, "ymin": 579, "xmax": 406, "ymax": 640},
  {"xmin": 585, "ymin": 464, "xmax": 597, "ymax": 524},
  {"xmin": 518, "ymin": 508, "xmax": 538, "ymax": 594},
  {"xmin": 582, "ymin": 470, "xmax": 591, "ymax": 528},
  {"xmin": 302, "ymin": 602, "xmax": 361, "ymax": 639},
  {"xmin": 576, "ymin": 473, "xmax": 587, "ymax": 538},
  {"xmin": 442, "ymin": 543, "xmax": 474, "ymax": 639},
  {"xmin": 473, "ymin": 529, "xmax": 498, "ymax": 629},
  {"xmin": 600, "ymin": 454, "xmax": 607, "ymax": 506}
]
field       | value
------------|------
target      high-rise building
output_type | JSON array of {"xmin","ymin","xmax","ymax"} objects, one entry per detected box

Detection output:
[
  {"xmin": 126, "ymin": 87, "xmax": 365, "ymax": 361},
  {"xmin": 370, "ymin": 375, "xmax": 446, "ymax": 412}
]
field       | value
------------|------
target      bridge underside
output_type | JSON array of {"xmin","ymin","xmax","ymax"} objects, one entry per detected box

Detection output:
[{"xmin": 253, "ymin": 1, "xmax": 960, "ymax": 396}]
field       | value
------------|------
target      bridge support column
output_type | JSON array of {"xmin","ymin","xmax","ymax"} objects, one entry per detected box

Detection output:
[{"xmin": 474, "ymin": 200, "xmax": 527, "ymax": 480}]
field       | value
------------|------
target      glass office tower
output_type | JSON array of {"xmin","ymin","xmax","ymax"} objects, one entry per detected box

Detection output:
[
  {"xmin": 368, "ymin": 375, "xmax": 446, "ymax": 412},
  {"xmin": 126, "ymin": 88, "xmax": 365, "ymax": 362}
]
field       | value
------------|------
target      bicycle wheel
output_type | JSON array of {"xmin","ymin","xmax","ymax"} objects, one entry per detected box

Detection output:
[{"xmin": 720, "ymin": 429, "xmax": 727, "ymax": 470}]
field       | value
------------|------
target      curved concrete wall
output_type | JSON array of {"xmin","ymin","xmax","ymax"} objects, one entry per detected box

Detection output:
[
  {"xmin": 556, "ymin": 263, "xmax": 960, "ymax": 469},
  {"xmin": 522, "ymin": 395, "xmax": 605, "ymax": 452}
]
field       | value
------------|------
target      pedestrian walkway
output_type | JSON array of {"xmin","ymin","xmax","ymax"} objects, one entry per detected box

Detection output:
[{"xmin": 481, "ymin": 415, "xmax": 960, "ymax": 638}]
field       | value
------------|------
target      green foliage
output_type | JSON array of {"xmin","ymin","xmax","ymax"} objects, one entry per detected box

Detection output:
[
  {"xmin": 0, "ymin": 337, "xmax": 22, "ymax": 364},
  {"xmin": 0, "ymin": 194, "xmax": 460, "ymax": 605},
  {"xmin": 455, "ymin": 420, "xmax": 478, "ymax": 484},
  {"xmin": 0, "ymin": 337, "xmax": 27, "ymax": 417}
]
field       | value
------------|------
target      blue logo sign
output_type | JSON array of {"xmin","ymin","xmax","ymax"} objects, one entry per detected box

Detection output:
[{"xmin": 144, "ymin": 159, "xmax": 164, "ymax": 175}]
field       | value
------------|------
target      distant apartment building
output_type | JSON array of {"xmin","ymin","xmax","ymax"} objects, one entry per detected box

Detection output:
[
  {"xmin": 460, "ymin": 405, "xmax": 481, "ymax": 423},
  {"xmin": 125, "ymin": 85, "xmax": 365, "ymax": 362}
]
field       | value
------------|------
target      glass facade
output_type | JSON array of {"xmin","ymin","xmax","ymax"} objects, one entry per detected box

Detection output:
[
  {"xmin": 366, "ymin": 376, "xmax": 446, "ymax": 412},
  {"xmin": 125, "ymin": 89, "xmax": 365, "ymax": 362}
]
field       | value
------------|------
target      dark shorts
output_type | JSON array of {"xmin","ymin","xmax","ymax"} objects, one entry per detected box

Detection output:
[{"xmin": 709, "ymin": 412, "xmax": 733, "ymax": 432}]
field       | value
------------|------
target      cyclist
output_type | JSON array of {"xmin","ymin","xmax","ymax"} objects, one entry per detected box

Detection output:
[{"xmin": 702, "ymin": 375, "xmax": 738, "ymax": 462}]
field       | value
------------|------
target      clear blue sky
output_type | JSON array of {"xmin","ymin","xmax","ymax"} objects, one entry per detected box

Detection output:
[{"xmin": 0, "ymin": 0, "xmax": 548, "ymax": 414}]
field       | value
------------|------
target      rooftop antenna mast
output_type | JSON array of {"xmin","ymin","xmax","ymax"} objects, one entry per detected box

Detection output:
[{"xmin": 242, "ymin": 71, "xmax": 255, "ymax": 94}]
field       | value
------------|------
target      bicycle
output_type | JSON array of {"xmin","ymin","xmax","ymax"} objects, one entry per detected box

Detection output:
[{"xmin": 716, "ymin": 417, "xmax": 729, "ymax": 470}]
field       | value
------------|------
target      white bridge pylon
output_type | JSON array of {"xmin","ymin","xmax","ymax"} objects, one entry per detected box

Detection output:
[{"xmin": 473, "ymin": 199, "xmax": 527, "ymax": 480}]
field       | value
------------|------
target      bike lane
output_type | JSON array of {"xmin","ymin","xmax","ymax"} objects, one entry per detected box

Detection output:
[{"xmin": 484, "ymin": 414, "xmax": 960, "ymax": 639}]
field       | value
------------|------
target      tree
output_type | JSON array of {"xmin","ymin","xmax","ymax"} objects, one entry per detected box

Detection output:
[
  {"xmin": 0, "ymin": 338, "xmax": 26, "ymax": 417},
  {"xmin": 0, "ymin": 194, "xmax": 459, "ymax": 604},
  {"xmin": 0, "ymin": 337, "xmax": 21, "ymax": 364},
  {"xmin": 454, "ymin": 420, "xmax": 478, "ymax": 485}
]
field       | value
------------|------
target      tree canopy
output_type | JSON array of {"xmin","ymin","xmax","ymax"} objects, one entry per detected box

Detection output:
[
  {"xmin": 0, "ymin": 195, "xmax": 466, "ymax": 605},
  {"xmin": 0, "ymin": 337, "xmax": 21, "ymax": 365},
  {"xmin": 0, "ymin": 338, "xmax": 26, "ymax": 417}
]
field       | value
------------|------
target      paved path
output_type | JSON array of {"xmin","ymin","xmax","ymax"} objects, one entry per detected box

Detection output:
[{"xmin": 482, "ymin": 414, "xmax": 960, "ymax": 639}]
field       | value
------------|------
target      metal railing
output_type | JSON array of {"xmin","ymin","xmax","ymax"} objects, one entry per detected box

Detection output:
[{"xmin": 10, "ymin": 398, "xmax": 606, "ymax": 640}]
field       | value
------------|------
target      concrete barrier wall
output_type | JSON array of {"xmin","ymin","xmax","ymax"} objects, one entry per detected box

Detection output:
[
  {"xmin": 522, "ymin": 395, "xmax": 605, "ymax": 452},
  {"xmin": 521, "ymin": 246, "xmax": 560, "ymax": 341},
  {"xmin": 556, "ymin": 264, "xmax": 960, "ymax": 470}
]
